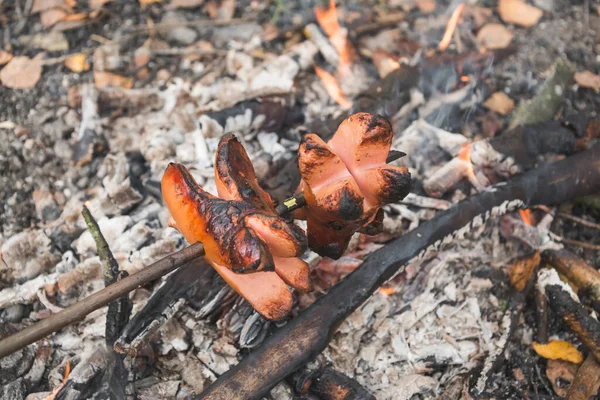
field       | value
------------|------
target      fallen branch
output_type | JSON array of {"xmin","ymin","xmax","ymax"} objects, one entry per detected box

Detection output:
[
  {"xmin": 543, "ymin": 249, "xmax": 600, "ymax": 306},
  {"xmin": 291, "ymin": 366, "xmax": 375, "ymax": 400},
  {"xmin": 197, "ymin": 145, "xmax": 600, "ymax": 399}
]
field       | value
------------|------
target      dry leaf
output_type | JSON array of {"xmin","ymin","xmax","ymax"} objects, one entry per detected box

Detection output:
[
  {"xmin": 546, "ymin": 359, "xmax": 577, "ymax": 397},
  {"xmin": 64, "ymin": 53, "xmax": 90, "ymax": 73},
  {"xmin": 574, "ymin": 70, "xmax": 600, "ymax": 91},
  {"xmin": 498, "ymin": 0, "xmax": 543, "ymax": 27},
  {"xmin": 169, "ymin": 0, "xmax": 204, "ymax": 8},
  {"xmin": 134, "ymin": 46, "xmax": 151, "ymax": 68},
  {"xmin": 94, "ymin": 70, "xmax": 133, "ymax": 89},
  {"xmin": 40, "ymin": 8, "xmax": 68, "ymax": 27},
  {"xmin": 89, "ymin": 0, "xmax": 113, "ymax": 9},
  {"xmin": 533, "ymin": 340, "xmax": 584, "ymax": 364},
  {"xmin": 484, "ymin": 91, "xmax": 515, "ymax": 116},
  {"xmin": 476, "ymin": 23, "xmax": 513, "ymax": 50},
  {"xmin": 206, "ymin": 0, "xmax": 236, "ymax": 20},
  {"xmin": 416, "ymin": 0, "xmax": 436, "ymax": 13},
  {"xmin": 0, "ymin": 50, "xmax": 12, "ymax": 66},
  {"xmin": 0, "ymin": 54, "xmax": 43, "ymax": 89},
  {"xmin": 32, "ymin": 0, "xmax": 74, "ymax": 13},
  {"xmin": 139, "ymin": 0, "xmax": 162, "ymax": 6}
]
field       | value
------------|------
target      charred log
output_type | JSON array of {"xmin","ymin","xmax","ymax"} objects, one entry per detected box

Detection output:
[
  {"xmin": 291, "ymin": 366, "xmax": 376, "ymax": 400},
  {"xmin": 197, "ymin": 146, "xmax": 600, "ymax": 399},
  {"xmin": 545, "ymin": 284, "xmax": 600, "ymax": 363}
]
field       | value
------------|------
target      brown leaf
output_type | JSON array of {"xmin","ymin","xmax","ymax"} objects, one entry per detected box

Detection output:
[
  {"xmin": 507, "ymin": 251, "xmax": 539, "ymax": 291},
  {"xmin": 533, "ymin": 340, "xmax": 584, "ymax": 364},
  {"xmin": 498, "ymin": 0, "xmax": 543, "ymax": 27},
  {"xmin": 206, "ymin": 0, "xmax": 236, "ymax": 20},
  {"xmin": 0, "ymin": 50, "xmax": 12, "ymax": 66},
  {"xmin": 546, "ymin": 359, "xmax": 578, "ymax": 397},
  {"xmin": 64, "ymin": 53, "xmax": 90, "ymax": 73},
  {"xmin": 32, "ymin": 0, "xmax": 74, "ymax": 13},
  {"xmin": 139, "ymin": 0, "xmax": 162, "ymax": 6},
  {"xmin": 574, "ymin": 70, "xmax": 600, "ymax": 91},
  {"xmin": 133, "ymin": 46, "xmax": 151, "ymax": 68},
  {"xmin": 94, "ymin": 70, "xmax": 133, "ymax": 89},
  {"xmin": 484, "ymin": 91, "xmax": 515, "ymax": 116},
  {"xmin": 476, "ymin": 23, "xmax": 513, "ymax": 50},
  {"xmin": 169, "ymin": 0, "xmax": 204, "ymax": 8},
  {"xmin": 0, "ymin": 54, "xmax": 43, "ymax": 89},
  {"xmin": 415, "ymin": 0, "xmax": 436, "ymax": 13},
  {"xmin": 89, "ymin": 0, "xmax": 113, "ymax": 9},
  {"xmin": 40, "ymin": 7, "xmax": 68, "ymax": 27}
]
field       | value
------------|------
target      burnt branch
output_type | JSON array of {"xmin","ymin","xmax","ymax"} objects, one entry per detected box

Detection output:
[
  {"xmin": 291, "ymin": 366, "xmax": 376, "ymax": 400},
  {"xmin": 544, "ymin": 284, "xmax": 600, "ymax": 363},
  {"xmin": 197, "ymin": 145, "xmax": 600, "ymax": 399}
]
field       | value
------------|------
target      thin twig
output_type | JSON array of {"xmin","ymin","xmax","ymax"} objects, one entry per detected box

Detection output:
[
  {"xmin": 558, "ymin": 237, "xmax": 600, "ymax": 251},
  {"xmin": 556, "ymin": 212, "xmax": 600, "ymax": 230},
  {"xmin": 0, "ymin": 242, "xmax": 205, "ymax": 359}
]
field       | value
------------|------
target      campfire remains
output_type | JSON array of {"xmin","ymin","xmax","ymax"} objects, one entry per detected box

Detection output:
[{"xmin": 0, "ymin": 0, "xmax": 599, "ymax": 399}]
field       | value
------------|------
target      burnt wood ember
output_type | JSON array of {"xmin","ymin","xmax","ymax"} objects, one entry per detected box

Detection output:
[
  {"xmin": 543, "ymin": 248, "xmax": 600, "ymax": 312},
  {"xmin": 489, "ymin": 121, "xmax": 577, "ymax": 169},
  {"xmin": 197, "ymin": 96, "xmax": 303, "ymax": 139},
  {"xmin": 291, "ymin": 366, "xmax": 376, "ymax": 400},
  {"xmin": 197, "ymin": 145, "xmax": 600, "ymax": 399},
  {"xmin": 544, "ymin": 284, "xmax": 600, "ymax": 363}
]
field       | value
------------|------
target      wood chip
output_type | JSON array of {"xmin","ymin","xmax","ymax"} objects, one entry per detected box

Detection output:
[
  {"xmin": 484, "ymin": 91, "xmax": 515, "ymax": 115},
  {"xmin": 89, "ymin": 0, "xmax": 113, "ymax": 9},
  {"xmin": 498, "ymin": 0, "xmax": 543, "ymax": 27},
  {"xmin": 169, "ymin": 0, "xmax": 204, "ymax": 8},
  {"xmin": 65, "ymin": 53, "xmax": 90, "ymax": 73},
  {"xmin": 94, "ymin": 70, "xmax": 133, "ymax": 89},
  {"xmin": 533, "ymin": 340, "xmax": 584, "ymax": 364},
  {"xmin": 0, "ymin": 54, "xmax": 43, "ymax": 89},
  {"xmin": 574, "ymin": 70, "xmax": 600, "ymax": 91},
  {"xmin": 415, "ymin": 0, "xmax": 436, "ymax": 13},
  {"xmin": 139, "ymin": 0, "xmax": 162, "ymax": 6},
  {"xmin": 546, "ymin": 359, "xmax": 577, "ymax": 397},
  {"xmin": 0, "ymin": 50, "xmax": 12, "ymax": 66},
  {"xmin": 476, "ymin": 23, "xmax": 513, "ymax": 50}
]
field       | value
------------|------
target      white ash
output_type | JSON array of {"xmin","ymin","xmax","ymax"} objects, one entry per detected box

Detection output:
[
  {"xmin": 321, "ymin": 210, "xmax": 526, "ymax": 399},
  {"xmin": 0, "ymin": 229, "xmax": 59, "ymax": 282},
  {"xmin": 0, "ymin": 272, "xmax": 59, "ymax": 308},
  {"xmin": 73, "ymin": 215, "xmax": 132, "ymax": 257},
  {"xmin": 537, "ymin": 268, "xmax": 579, "ymax": 302}
]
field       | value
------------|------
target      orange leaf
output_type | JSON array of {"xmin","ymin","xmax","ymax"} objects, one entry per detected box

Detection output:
[
  {"xmin": 314, "ymin": 66, "xmax": 352, "ymax": 109},
  {"xmin": 532, "ymin": 340, "xmax": 584, "ymax": 364},
  {"xmin": 94, "ymin": 70, "xmax": 133, "ymax": 89},
  {"xmin": 64, "ymin": 53, "xmax": 90, "ymax": 73},
  {"xmin": 483, "ymin": 91, "xmax": 515, "ymax": 115},
  {"xmin": 0, "ymin": 55, "xmax": 43, "ymax": 89},
  {"xmin": 507, "ymin": 251, "xmax": 540, "ymax": 291}
]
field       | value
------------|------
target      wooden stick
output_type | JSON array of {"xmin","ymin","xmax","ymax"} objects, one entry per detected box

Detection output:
[
  {"xmin": 0, "ymin": 242, "xmax": 205, "ymax": 359},
  {"xmin": 0, "ymin": 193, "xmax": 305, "ymax": 359},
  {"xmin": 197, "ymin": 145, "xmax": 600, "ymax": 399}
]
